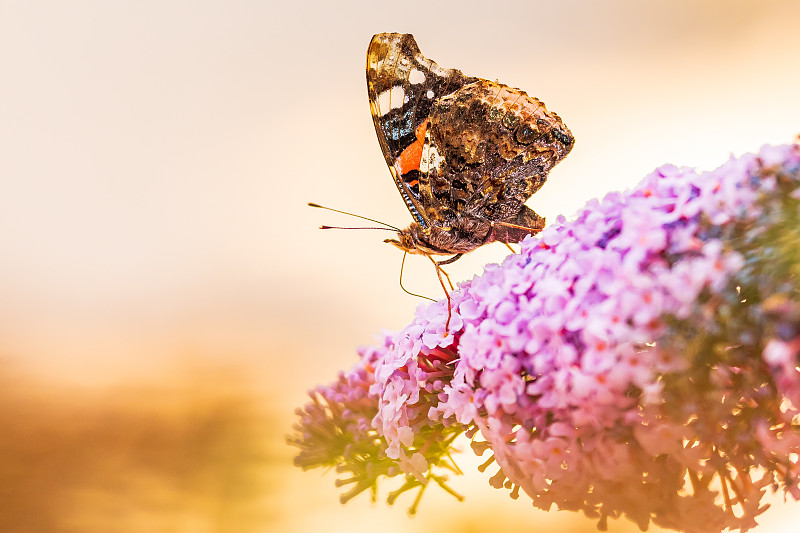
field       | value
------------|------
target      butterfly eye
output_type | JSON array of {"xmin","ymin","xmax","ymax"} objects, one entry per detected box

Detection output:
[{"xmin": 515, "ymin": 124, "xmax": 540, "ymax": 145}]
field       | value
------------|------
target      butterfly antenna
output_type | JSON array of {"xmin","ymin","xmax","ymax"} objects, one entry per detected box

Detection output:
[
  {"xmin": 308, "ymin": 202, "xmax": 401, "ymax": 231},
  {"xmin": 319, "ymin": 225, "xmax": 396, "ymax": 231}
]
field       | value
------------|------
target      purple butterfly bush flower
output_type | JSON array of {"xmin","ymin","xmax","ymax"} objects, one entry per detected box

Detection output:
[{"xmin": 291, "ymin": 143, "xmax": 800, "ymax": 532}]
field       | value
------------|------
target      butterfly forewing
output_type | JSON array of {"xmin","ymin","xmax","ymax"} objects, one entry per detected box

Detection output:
[
  {"xmin": 367, "ymin": 33, "xmax": 574, "ymax": 257},
  {"xmin": 367, "ymin": 33, "xmax": 478, "ymax": 228}
]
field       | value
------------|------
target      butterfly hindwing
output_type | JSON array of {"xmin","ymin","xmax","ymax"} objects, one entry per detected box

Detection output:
[{"xmin": 421, "ymin": 78, "xmax": 574, "ymax": 230}]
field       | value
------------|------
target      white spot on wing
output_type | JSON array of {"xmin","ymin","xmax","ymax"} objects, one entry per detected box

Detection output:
[
  {"xmin": 419, "ymin": 143, "xmax": 431, "ymax": 173},
  {"xmin": 429, "ymin": 63, "xmax": 450, "ymax": 77},
  {"xmin": 377, "ymin": 89, "xmax": 392, "ymax": 115},
  {"xmin": 426, "ymin": 90, "xmax": 434, "ymax": 99},
  {"xmin": 390, "ymin": 86, "xmax": 404, "ymax": 109},
  {"xmin": 377, "ymin": 86, "xmax": 406, "ymax": 115},
  {"xmin": 419, "ymin": 137, "xmax": 442, "ymax": 174},
  {"xmin": 409, "ymin": 69, "xmax": 425, "ymax": 84}
]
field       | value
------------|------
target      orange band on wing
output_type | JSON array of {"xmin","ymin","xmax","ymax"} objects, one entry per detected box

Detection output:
[
  {"xmin": 415, "ymin": 119, "xmax": 428, "ymax": 143},
  {"xmin": 396, "ymin": 140, "xmax": 423, "ymax": 174},
  {"xmin": 395, "ymin": 120, "xmax": 429, "ymax": 175}
]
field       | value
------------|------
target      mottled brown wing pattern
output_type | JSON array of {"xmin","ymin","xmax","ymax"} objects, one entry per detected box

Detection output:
[
  {"xmin": 366, "ymin": 33, "xmax": 478, "ymax": 229},
  {"xmin": 420, "ymin": 80, "xmax": 574, "ymax": 239},
  {"xmin": 368, "ymin": 32, "xmax": 574, "ymax": 264}
]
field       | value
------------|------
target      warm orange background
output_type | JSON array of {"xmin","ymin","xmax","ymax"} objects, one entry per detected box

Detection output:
[{"xmin": 1, "ymin": 1, "xmax": 799, "ymax": 532}]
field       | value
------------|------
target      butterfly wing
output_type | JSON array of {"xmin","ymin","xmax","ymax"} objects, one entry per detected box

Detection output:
[
  {"xmin": 421, "ymin": 80, "xmax": 575, "ymax": 241},
  {"xmin": 366, "ymin": 33, "xmax": 478, "ymax": 230}
]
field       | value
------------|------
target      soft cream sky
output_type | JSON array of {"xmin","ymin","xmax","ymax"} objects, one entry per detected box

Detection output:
[{"xmin": 1, "ymin": 1, "xmax": 800, "ymax": 531}]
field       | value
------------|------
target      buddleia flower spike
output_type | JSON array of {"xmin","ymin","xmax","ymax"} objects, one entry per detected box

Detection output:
[{"xmin": 293, "ymin": 143, "xmax": 800, "ymax": 533}]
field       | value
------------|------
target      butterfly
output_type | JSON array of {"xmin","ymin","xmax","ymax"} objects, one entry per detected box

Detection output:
[
  {"xmin": 313, "ymin": 33, "xmax": 574, "ymax": 328},
  {"xmin": 365, "ymin": 34, "xmax": 573, "ymax": 319}
]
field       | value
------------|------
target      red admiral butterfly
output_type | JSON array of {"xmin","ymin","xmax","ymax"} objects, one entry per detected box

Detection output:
[
  {"xmin": 366, "ymin": 33, "xmax": 574, "ymax": 264},
  {"xmin": 314, "ymin": 33, "xmax": 574, "ymax": 326}
]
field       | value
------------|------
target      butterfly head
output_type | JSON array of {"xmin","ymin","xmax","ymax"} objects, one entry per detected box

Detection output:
[
  {"xmin": 386, "ymin": 224, "xmax": 448, "ymax": 256},
  {"xmin": 384, "ymin": 224, "xmax": 429, "ymax": 255}
]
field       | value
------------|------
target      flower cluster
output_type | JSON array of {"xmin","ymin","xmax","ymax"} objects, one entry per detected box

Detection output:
[
  {"xmin": 292, "ymin": 143, "xmax": 800, "ymax": 532},
  {"xmin": 290, "ymin": 340, "xmax": 465, "ymax": 510}
]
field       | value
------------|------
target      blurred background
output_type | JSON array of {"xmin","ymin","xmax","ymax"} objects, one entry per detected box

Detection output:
[{"xmin": 1, "ymin": 1, "xmax": 799, "ymax": 531}]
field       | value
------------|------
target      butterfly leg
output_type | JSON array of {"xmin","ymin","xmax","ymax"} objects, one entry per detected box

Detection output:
[
  {"xmin": 436, "ymin": 253, "xmax": 461, "ymax": 291},
  {"xmin": 502, "ymin": 242, "xmax": 516, "ymax": 253},
  {"xmin": 439, "ymin": 266, "xmax": 455, "ymax": 291},
  {"xmin": 437, "ymin": 253, "xmax": 463, "ymax": 266},
  {"xmin": 428, "ymin": 255, "xmax": 454, "ymax": 331}
]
